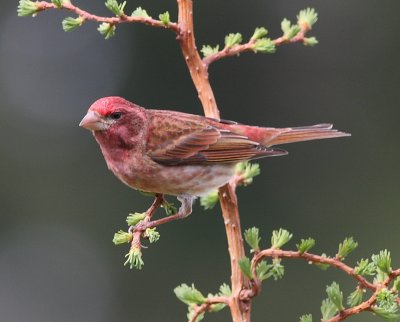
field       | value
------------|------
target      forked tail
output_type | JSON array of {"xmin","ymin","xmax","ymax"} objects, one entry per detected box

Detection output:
[{"xmin": 264, "ymin": 124, "xmax": 351, "ymax": 147}]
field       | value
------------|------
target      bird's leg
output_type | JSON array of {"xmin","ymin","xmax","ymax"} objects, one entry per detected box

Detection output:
[
  {"xmin": 128, "ymin": 193, "xmax": 164, "ymax": 236},
  {"xmin": 144, "ymin": 193, "xmax": 165, "ymax": 221},
  {"xmin": 134, "ymin": 194, "xmax": 195, "ymax": 232}
]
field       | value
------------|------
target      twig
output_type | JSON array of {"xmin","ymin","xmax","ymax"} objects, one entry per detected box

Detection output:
[
  {"xmin": 237, "ymin": 248, "xmax": 400, "ymax": 321},
  {"xmin": 36, "ymin": 1, "xmax": 179, "ymax": 32},
  {"xmin": 329, "ymin": 291, "xmax": 378, "ymax": 322},
  {"xmin": 130, "ymin": 194, "xmax": 164, "ymax": 251},
  {"xmin": 246, "ymin": 249, "xmax": 376, "ymax": 296},
  {"xmin": 189, "ymin": 296, "xmax": 229, "ymax": 322},
  {"xmin": 203, "ymin": 24, "xmax": 312, "ymax": 67},
  {"xmin": 329, "ymin": 270, "xmax": 400, "ymax": 321}
]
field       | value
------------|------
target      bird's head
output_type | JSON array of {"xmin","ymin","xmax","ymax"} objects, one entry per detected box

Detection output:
[
  {"xmin": 80, "ymin": 96, "xmax": 147, "ymax": 149},
  {"xmin": 80, "ymin": 96, "xmax": 145, "ymax": 132}
]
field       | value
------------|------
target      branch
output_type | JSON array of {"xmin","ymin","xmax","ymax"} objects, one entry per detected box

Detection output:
[
  {"xmin": 237, "ymin": 245, "xmax": 400, "ymax": 321},
  {"xmin": 176, "ymin": 1, "xmax": 250, "ymax": 320},
  {"xmin": 203, "ymin": 8, "xmax": 318, "ymax": 68},
  {"xmin": 123, "ymin": 194, "xmax": 164, "ymax": 269},
  {"xmin": 251, "ymin": 249, "xmax": 376, "ymax": 291},
  {"xmin": 35, "ymin": 1, "xmax": 179, "ymax": 32},
  {"xmin": 329, "ymin": 291, "xmax": 378, "ymax": 322},
  {"xmin": 188, "ymin": 296, "xmax": 229, "ymax": 322},
  {"xmin": 329, "ymin": 270, "xmax": 400, "ymax": 321},
  {"xmin": 203, "ymin": 24, "xmax": 313, "ymax": 67},
  {"xmin": 176, "ymin": 0, "xmax": 220, "ymax": 118}
]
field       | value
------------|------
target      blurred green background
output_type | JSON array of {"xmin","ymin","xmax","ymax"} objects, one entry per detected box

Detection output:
[{"xmin": 1, "ymin": 0, "xmax": 399, "ymax": 321}]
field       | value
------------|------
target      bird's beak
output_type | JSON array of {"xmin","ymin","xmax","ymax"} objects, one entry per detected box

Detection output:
[{"xmin": 79, "ymin": 111, "xmax": 106, "ymax": 131}]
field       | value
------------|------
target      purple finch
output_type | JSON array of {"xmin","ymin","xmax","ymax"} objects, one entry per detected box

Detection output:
[{"xmin": 80, "ymin": 97, "xmax": 349, "ymax": 221}]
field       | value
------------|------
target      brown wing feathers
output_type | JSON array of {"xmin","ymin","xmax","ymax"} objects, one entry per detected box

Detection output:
[
  {"xmin": 149, "ymin": 126, "xmax": 286, "ymax": 166},
  {"xmin": 146, "ymin": 111, "xmax": 347, "ymax": 166}
]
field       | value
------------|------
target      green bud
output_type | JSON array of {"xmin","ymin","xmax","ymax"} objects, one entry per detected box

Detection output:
[
  {"xmin": 112, "ymin": 230, "xmax": 132, "ymax": 245},
  {"xmin": 372, "ymin": 250, "xmax": 392, "ymax": 275},
  {"xmin": 244, "ymin": 227, "xmax": 261, "ymax": 252},
  {"xmin": 126, "ymin": 212, "xmax": 146, "ymax": 226},
  {"xmin": 393, "ymin": 277, "xmax": 400, "ymax": 292},
  {"xmin": 236, "ymin": 162, "xmax": 260, "ymax": 185},
  {"xmin": 373, "ymin": 288, "xmax": 400, "ymax": 320},
  {"xmin": 162, "ymin": 200, "xmax": 177, "ymax": 216},
  {"xmin": 224, "ymin": 33, "xmax": 242, "ymax": 48},
  {"xmin": 174, "ymin": 283, "xmax": 206, "ymax": 305},
  {"xmin": 159, "ymin": 11, "xmax": 170, "ymax": 26},
  {"xmin": 271, "ymin": 228, "xmax": 293, "ymax": 249},
  {"xmin": 238, "ymin": 257, "xmax": 252, "ymax": 279},
  {"xmin": 251, "ymin": 27, "xmax": 268, "ymax": 40},
  {"xmin": 124, "ymin": 247, "xmax": 144, "ymax": 269},
  {"xmin": 200, "ymin": 190, "xmax": 219, "ymax": 210},
  {"xmin": 17, "ymin": 0, "xmax": 39, "ymax": 17},
  {"xmin": 347, "ymin": 286, "xmax": 364, "ymax": 307},
  {"xmin": 201, "ymin": 44, "xmax": 220, "ymax": 58},
  {"xmin": 252, "ymin": 38, "xmax": 276, "ymax": 54},
  {"xmin": 62, "ymin": 16, "xmax": 85, "ymax": 32},
  {"xmin": 256, "ymin": 260, "xmax": 271, "ymax": 281},
  {"xmin": 131, "ymin": 7, "xmax": 151, "ymax": 19},
  {"xmin": 52, "ymin": 0, "xmax": 64, "ymax": 8},
  {"xmin": 372, "ymin": 306, "xmax": 400, "ymax": 321},
  {"xmin": 219, "ymin": 283, "xmax": 231, "ymax": 296},
  {"xmin": 354, "ymin": 258, "xmax": 376, "ymax": 276},
  {"xmin": 296, "ymin": 238, "xmax": 315, "ymax": 254},
  {"xmin": 303, "ymin": 37, "xmax": 319, "ymax": 46},
  {"xmin": 144, "ymin": 228, "xmax": 160, "ymax": 243},
  {"xmin": 326, "ymin": 282, "xmax": 344, "ymax": 311},
  {"xmin": 270, "ymin": 258, "xmax": 285, "ymax": 280},
  {"xmin": 299, "ymin": 314, "xmax": 313, "ymax": 322},
  {"xmin": 281, "ymin": 18, "xmax": 301, "ymax": 40},
  {"xmin": 374, "ymin": 270, "xmax": 388, "ymax": 284},
  {"xmin": 337, "ymin": 237, "xmax": 358, "ymax": 260},
  {"xmin": 297, "ymin": 7, "xmax": 318, "ymax": 29},
  {"xmin": 321, "ymin": 298, "xmax": 338, "ymax": 321},
  {"xmin": 105, "ymin": 0, "xmax": 126, "ymax": 17},
  {"xmin": 98, "ymin": 22, "xmax": 116, "ymax": 39}
]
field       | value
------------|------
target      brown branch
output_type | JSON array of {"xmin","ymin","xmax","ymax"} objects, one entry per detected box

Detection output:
[
  {"xmin": 203, "ymin": 42, "xmax": 255, "ymax": 67},
  {"xmin": 37, "ymin": 1, "xmax": 179, "ymax": 32},
  {"xmin": 176, "ymin": 1, "xmax": 250, "ymax": 321},
  {"xmin": 176, "ymin": 0, "xmax": 220, "ymax": 119},
  {"xmin": 189, "ymin": 296, "xmax": 229, "ymax": 322},
  {"xmin": 203, "ymin": 24, "xmax": 312, "ymax": 67},
  {"xmin": 129, "ymin": 194, "xmax": 164, "ymax": 251},
  {"xmin": 238, "ymin": 247, "xmax": 400, "ymax": 321},
  {"xmin": 329, "ymin": 292, "xmax": 378, "ymax": 322},
  {"xmin": 329, "ymin": 270, "xmax": 400, "ymax": 321},
  {"xmin": 248, "ymin": 249, "xmax": 376, "ymax": 293},
  {"xmin": 219, "ymin": 184, "xmax": 252, "ymax": 321}
]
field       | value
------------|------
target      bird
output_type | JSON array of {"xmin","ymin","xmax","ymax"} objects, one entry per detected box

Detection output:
[{"xmin": 79, "ymin": 96, "xmax": 350, "ymax": 224}]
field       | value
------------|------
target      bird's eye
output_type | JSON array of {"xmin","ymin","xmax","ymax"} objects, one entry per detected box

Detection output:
[{"xmin": 110, "ymin": 112, "xmax": 122, "ymax": 120}]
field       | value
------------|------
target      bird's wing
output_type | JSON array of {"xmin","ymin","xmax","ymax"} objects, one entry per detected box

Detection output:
[{"xmin": 146, "ymin": 111, "xmax": 287, "ymax": 166}]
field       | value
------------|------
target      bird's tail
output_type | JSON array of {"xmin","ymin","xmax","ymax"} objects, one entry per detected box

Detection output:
[
  {"xmin": 265, "ymin": 124, "xmax": 351, "ymax": 147},
  {"xmin": 230, "ymin": 123, "xmax": 350, "ymax": 147}
]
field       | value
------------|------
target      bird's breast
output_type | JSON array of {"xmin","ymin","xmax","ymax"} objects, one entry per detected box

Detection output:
[{"xmin": 109, "ymin": 154, "xmax": 236, "ymax": 196}]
